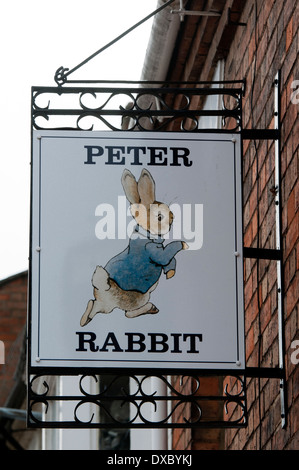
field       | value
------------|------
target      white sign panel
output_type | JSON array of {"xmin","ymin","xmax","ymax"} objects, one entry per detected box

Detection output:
[{"xmin": 30, "ymin": 131, "xmax": 245, "ymax": 370}]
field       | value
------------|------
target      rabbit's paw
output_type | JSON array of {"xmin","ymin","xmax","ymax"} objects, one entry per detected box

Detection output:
[
  {"xmin": 125, "ymin": 304, "xmax": 159, "ymax": 318},
  {"xmin": 80, "ymin": 300, "xmax": 94, "ymax": 327},
  {"xmin": 166, "ymin": 269, "xmax": 175, "ymax": 279}
]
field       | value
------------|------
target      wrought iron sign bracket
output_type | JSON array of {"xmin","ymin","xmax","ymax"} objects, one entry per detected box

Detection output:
[
  {"xmin": 28, "ymin": 77, "xmax": 287, "ymax": 431},
  {"xmin": 27, "ymin": 369, "xmax": 249, "ymax": 430},
  {"xmin": 31, "ymin": 81, "xmax": 245, "ymax": 132},
  {"xmin": 170, "ymin": 3, "xmax": 247, "ymax": 28},
  {"xmin": 27, "ymin": 366, "xmax": 285, "ymax": 430},
  {"xmin": 53, "ymin": 0, "xmax": 246, "ymax": 86},
  {"xmin": 54, "ymin": 0, "xmax": 177, "ymax": 86},
  {"xmin": 171, "ymin": 0, "xmax": 221, "ymax": 22},
  {"xmin": 242, "ymin": 72, "xmax": 287, "ymax": 429}
]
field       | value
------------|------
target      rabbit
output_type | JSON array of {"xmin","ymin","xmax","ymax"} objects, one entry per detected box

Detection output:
[{"xmin": 80, "ymin": 168, "xmax": 188, "ymax": 326}]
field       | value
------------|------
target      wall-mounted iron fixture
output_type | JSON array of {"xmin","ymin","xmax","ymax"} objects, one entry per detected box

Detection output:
[{"xmin": 171, "ymin": 0, "xmax": 221, "ymax": 22}]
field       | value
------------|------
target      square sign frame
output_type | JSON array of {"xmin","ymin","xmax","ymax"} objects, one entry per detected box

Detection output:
[{"xmin": 29, "ymin": 130, "xmax": 245, "ymax": 372}]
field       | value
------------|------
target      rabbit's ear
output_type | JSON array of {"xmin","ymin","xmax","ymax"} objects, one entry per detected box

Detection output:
[
  {"xmin": 121, "ymin": 169, "xmax": 140, "ymax": 204},
  {"xmin": 138, "ymin": 169, "xmax": 156, "ymax": 205}
]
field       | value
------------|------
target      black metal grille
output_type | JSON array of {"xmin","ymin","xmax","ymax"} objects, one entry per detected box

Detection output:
[
  {"xmin": 31, "ymin": 82, "xmax": 244, "ymax": 133},
  {"xmin": 28, "ymin": 372, "xmax": 247, "ymax": 429}
]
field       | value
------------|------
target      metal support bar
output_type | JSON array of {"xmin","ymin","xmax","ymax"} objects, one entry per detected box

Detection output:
[
  {"xmin": 171, "ymin": 4, "xmax": 246, "ymax": 26},
  {"xmin": 170, "ymin": 9, "xmax": 221, "ymax": 16},
  {"xmin": 243, "ymin": 247, "xmax": 282, "ymax": 261},
  {"xmin": 244, "ymin": 367, "xmax": 284, "ymax": 379},
  {"xmin": 274, "ymin": 71, "xmax": 287, "ymax": 429},
  {"xmin": 171, "ymin": 8, "xmax": 221, "ymax": 21},
  {"xmin": 242, "ymin": 129, "xmax": 280, "ymax": 140},
  {"xmin": 54, "ymin": 0, "xmax": 176, "ymax": 85},
  {"xmin": 171, "ymin": 0, "xmax": 221, "ymax": 22},
  {"xmin": 243, "ymin": 73, "xmax": 286, "ymax": 429}
]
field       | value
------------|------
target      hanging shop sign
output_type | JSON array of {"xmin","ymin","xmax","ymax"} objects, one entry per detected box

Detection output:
[{"xmin": 29, "ymin": 130, "xmax": 244, "ymax": 371}]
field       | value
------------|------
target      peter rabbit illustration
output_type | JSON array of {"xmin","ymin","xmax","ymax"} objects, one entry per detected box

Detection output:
[{"xmin": 80, "ymin": 168, "xmax": 188, "ymax": 326}]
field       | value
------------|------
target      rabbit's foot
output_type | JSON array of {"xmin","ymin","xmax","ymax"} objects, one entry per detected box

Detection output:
[
  {"xmin": 80, "ymin": 300, "xmax": 94, "ymax": 326},
  {"xmin": 125, "ymin": 303, "xmax": 159, "ymax": 318},
  {"xmin": 147, "ymin": 304, "xmax": 159, "ymax": 315},
  {"xmin": 166, "ymin": 269, "xmax": 175, "ymax": 279}
]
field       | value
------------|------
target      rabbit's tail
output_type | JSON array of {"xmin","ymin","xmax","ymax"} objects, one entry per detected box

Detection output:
[{"xmin": 92, "ymin": 266, "xmax": 110, "ymax": 291}]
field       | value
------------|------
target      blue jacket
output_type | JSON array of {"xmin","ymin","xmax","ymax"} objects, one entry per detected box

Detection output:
[{"xmin": 105, "ymin": 225, "xmax": 184, "ymax": 293}]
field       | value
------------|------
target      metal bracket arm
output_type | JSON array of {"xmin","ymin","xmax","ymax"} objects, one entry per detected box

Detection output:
[
  {"xmin": 243, "ymin": 247, "xmax": 282, "ymax": 261},
  {"xmin": 242, "ymin": 129, "xmax": 280, "ymax": 140},
  {"xmin": 244, "ymin": 72, "xmax": 287, "ymax": 429},
  {"xmin": 54, "ymin": 0, "xmax": 176, "ymax": 85},
  {"xmin": 170, "ymin": 8, "xmax": 221, "ymax": 21},
  {"xmin": 170, "ymin": 3, "xmax": 246, "ymax": 27}
]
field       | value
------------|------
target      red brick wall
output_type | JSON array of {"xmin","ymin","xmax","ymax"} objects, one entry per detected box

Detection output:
[
  {"xmin": 171, "ymin": 376, "xmax": 224, "ymax": 450},
  {"xmin": 0, "ymin": 272, "xmax": 28, "ymax": 407},
  {"xmin": 167, "ymin": 0, "xmax": 298, "ymax": 451},
  {"xmin": 223, "ymin": 0, "xmax": 298, "ymax": 450}
]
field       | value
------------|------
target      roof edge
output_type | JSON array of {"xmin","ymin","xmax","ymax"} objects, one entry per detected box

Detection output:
[{"xmin": 0, "ymin": 270, "xmax": 28, "ymax": 287}]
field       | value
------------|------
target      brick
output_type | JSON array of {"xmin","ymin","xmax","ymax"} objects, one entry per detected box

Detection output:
[
  {"xmin": 286, "ymin": 17, "xmax": 293, "ymax": 52},
  {"xmin": 287, "ymin": 185, "xmax": 296, "ymax": 225},
  {"xmin": 286, "ymin": 273, "xmax": 299, "ymax": 317},
  {"xmin": 246, "ymin": 291, "xmax": 259, "ymax": 333},
  {"xmin": 293, "ymin": 367, "xmax": 299, "ymax": 401},
  {"xmin": 0, "ymin": 294, "xmax": 10, "ymax": 301},
  {"xmin": 286, "ymin": 431, "xmax": 299, "ymax": 450},
  {"xmin": 283, "ymin": 0, "xmax": 297, "ymax": 28},
  {"xmin": 290, "ymin": 398, "xmax": 299, "ymax": 439},
  {"xmin": 260, "ymin": 296, "xmax": 271, "ymax": 334},
  {"xmin": 285, "ymin": 212, "xmax": 299, "ymax": 258},
  {"xmin": 244, "ymin": 275, "xmax": 253, "ymax": 310},
  {"xmin": 246, "ymin": 325, "xmax": 255, "ymax": 361}
]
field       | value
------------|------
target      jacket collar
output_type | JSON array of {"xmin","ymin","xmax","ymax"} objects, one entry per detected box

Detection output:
[{"xmin": 134, "ymin": 225, "xmax": 164, "ymax": 243}]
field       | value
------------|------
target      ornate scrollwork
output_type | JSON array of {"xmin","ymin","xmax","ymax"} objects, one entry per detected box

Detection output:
[
  {"xmin": 54, "ymin": 66, "xmax": 69, "ymax": 86},
  {"xmin": 29, "ymin": 374, "xmax": 50, "ymax": 396},
  {"xmin": 27, "ymin": 373, "xmax": 247, "ymax": 428},
  {"xmin": 222, "ymin": 375, "xmax": 247, "ymax": 425},
  {"xmin": 31, "ymin": 85, "xmax": 243, "ymax": 132}
]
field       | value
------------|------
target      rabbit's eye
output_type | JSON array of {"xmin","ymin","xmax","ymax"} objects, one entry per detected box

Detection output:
[{"xmin": 157, "ymin": 213, "xmax": 164, "ymax": 222}]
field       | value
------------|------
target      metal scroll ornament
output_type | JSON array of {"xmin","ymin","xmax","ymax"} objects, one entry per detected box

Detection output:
[
  {"xmin": 28, "ymin": 373, "xmax": 247, "ymax": 428},
  {"xmin": 31, "ymin": 84, "xmax": 243, "ymax": 133}
]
